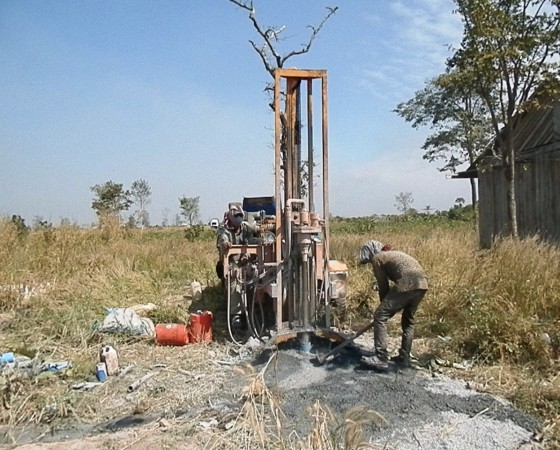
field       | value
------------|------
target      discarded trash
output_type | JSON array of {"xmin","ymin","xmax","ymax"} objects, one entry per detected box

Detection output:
[
  {"xmin": 0, "ymin": 354, "xmax": 71, "ymax": 377},
  {"xmin": 119, "ymin": 365, "xmax": 134, "ymax": 377},
  {"xmin": 0, "ymin": 352, "xmax": 15, "ymax": 364},
  {"xmin": 96, "ymin": 362, "xmax": 108, "ymax": 382},
  {"xmin": 99, "ymin": 344, "xmax": 119, "ymax": 375},
  {"xmin": 127, "ymin": 371, "xmax": 155, "ymax": 392},
  {"xmin": 97, "ymin": 307, "xmax": 155, "ymax": 337},
  {"xmin": 129, "ymin": 302, "xmax": 157, "ymax": 316},
  {"xmin": 189, "ymin": 311, "xmax": 213, "ymax": 343},
  {"xmin": 155, "ymin": 323, "xmax": 189, "ymax": 346},
  {"xmin": 199, "ymin": 418, "xmax": 219, "ymax": 429},
  {"xmin": 191, "ymin": 280, "xmax": 202, "ymax": 301},
  {"xmin": 42, "ymin": 361, "xmax": 72, "ymax": 373},
  {"xmin": 72, "ymin": 381, "xmax": 103, "ymax": 391}
]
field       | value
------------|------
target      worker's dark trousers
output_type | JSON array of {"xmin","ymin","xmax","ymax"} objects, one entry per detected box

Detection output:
[{"xmin": 373, "ymin": 288, "xmax": 427, "ymax": 361}]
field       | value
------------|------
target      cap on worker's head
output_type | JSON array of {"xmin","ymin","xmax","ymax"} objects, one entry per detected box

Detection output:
[
  {"xmin": 228, "ymin": 204, "xmax": 244, "ymax": 218},
  {"xmin": 358, "ymin": 240, "xmax": 383, "ymax": 264},
  {"xmin": 226, "ymin": 204, "xmax": 244, "ymax": 227}
]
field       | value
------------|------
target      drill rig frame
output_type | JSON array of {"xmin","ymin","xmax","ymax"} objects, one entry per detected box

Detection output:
[{"xmin": 219, "ymin": 69, "xmax": 348, "ymax": 347}]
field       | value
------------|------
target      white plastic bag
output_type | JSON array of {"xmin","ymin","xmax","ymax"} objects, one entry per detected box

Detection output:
[{"xmin": 98, "ymin": 307, "xmax": 155, "ymax": 337}]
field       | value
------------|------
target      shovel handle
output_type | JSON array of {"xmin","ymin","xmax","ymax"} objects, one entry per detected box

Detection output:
[{"xmin": 316, "ymin": 320, "xmax": 376, "ymax": 365}]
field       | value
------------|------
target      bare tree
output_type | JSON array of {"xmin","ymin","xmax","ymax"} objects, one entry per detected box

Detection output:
[
  {"xmin": 228, "ymin": 0, "xmax": 338, "ymax": 100},
  {"xmin": 228, "ymin": 0, "xmax": 338, "ymax": 197},
  {"xmin": 162, "ymin": 208, "xmax": 170, "ymax": 227},
  {"xmin": 394, "ymin": 192, "xmax": 414, "ymax": 215},
  {"xmin": 131, "ymin": 179, "xmax": 152, "ymax": 230}
]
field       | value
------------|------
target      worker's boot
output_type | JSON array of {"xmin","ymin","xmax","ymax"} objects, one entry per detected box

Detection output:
[
  {"xmin": 391, "ymin": 350, "xmax": 413, "ymax": 368},
  {"xmin": 390, "ymin": 354, "xmax": 411, "ymax": 368},
  {"xmin": 360, "ymin": 354, "xmax": 389, "ymax": 371}
]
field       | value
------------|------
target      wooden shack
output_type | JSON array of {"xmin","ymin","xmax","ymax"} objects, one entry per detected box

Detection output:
[{"xmin": 455, "ymin": 98, "xmax": 560, "ymax": 248}]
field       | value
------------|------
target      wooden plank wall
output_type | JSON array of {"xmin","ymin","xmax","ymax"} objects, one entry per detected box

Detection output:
[{"xmin": 478, "ymin": 158, "xmax": 560, "ymax": 247}]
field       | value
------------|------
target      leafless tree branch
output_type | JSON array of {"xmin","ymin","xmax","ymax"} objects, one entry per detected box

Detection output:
[{"xmin": 228, "ymin": 0, "xmax": 338, "ymax": 80}]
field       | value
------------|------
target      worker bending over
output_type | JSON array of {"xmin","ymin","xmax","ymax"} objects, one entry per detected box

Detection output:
[{"xmin": 358, "ymin": 240, "xmax": 428, "ymax": 370}]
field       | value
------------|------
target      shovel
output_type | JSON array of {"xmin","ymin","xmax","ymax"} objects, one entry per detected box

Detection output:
[{"xmin": 315, "ymin": 320, "xmax": 376, "ymax": 365}]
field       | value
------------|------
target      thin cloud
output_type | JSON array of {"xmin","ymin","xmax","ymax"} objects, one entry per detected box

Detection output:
[{"xmin": 358, "ymin": 0, "xmax": 462, "ymax": 103}]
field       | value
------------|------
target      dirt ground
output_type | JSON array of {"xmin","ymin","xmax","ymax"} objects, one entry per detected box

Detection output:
[{"xmin": 0, "ymin": 332, "xmax": 545, "ymax": 450}]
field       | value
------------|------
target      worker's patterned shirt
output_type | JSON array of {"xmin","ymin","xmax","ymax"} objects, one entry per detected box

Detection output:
[
  {"xmin": 372, "ymin": 251, "xmax": 428, "ymax": 300},
  {"xmin": 216, "ymin": 222, "xmax": 258, "ymax": 254}
]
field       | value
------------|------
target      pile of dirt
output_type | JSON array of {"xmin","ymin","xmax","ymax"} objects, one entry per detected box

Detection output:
[
  {"xmin": 1, "ymin": 332, "xmax": 544, "ymax": 450},
  {"xmin": 260, "ymin": 339, "xmax": 541, "ymax": 449}
]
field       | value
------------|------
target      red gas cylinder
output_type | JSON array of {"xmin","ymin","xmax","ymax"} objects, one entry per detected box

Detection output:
[{"xmin": 189, "ymin": 311, "xmax": 213, "ymax": 343}]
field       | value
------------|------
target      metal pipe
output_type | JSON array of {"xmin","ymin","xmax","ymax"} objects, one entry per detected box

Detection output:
[
  {"xmin": 300, "ymin": 331, "xmax": 311, "ymax": 353},
  {"xmin": 321, "ymin": 75, "xmax": 331, "ymax": 329},
  {"xmin": 307, "ymin": 79, "xmax": 314, "ymax": 212},
  {"xmin": 295, "ymin": 81, "xmax": 302, "ymax": 200},
  {"xmin": 285, "ymin": 198, "xmax": 305, "ymax": 328},
  {"xmin": 274, "ymin": 70, "xmax": 283, "ymax": 333},
  {"xmin": 302, "ymin": 244, "xmax": 310, "ymax": 330},
  {"xmin": 285, "ymin": 201, "xmax": 293, "ymax": 325}
]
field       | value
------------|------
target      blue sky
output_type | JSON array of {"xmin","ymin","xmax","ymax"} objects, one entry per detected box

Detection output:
[{"xmin": 1, "ymin": 0, "xmax": 468, "ymax": 226}]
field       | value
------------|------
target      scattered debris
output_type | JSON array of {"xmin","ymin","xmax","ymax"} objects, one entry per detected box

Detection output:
[
  {"xmin": 97, "ymin": 307, "xmax": 155, "ymax": 337},
  {"xmin": 0, "ymin": 354, "xmax": 71, "ymax": 377},
  {"xmin": 119, "ymin": 365, "xmax": 134, "ymax": 377},
  {"xmin": 198, "ymin": 418, "xmax": 219, "ymax": 429},
  {"xmin": 127, "ymin": 371, "xmax": 157, "ymax": 393},
  {"xmin": 129, "ymin": 302, "xmax": 157, "ymax": 316},
  {"xmin": 71, "ymin": 381, "xmax": 104, "ymax": 391}
]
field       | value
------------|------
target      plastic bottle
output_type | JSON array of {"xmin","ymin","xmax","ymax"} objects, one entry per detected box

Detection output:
[
  {"xmin": 191, "ymin": 280, "xmax": 202, "ymax": 301},
  {"xmin": 0, "ymin": 352, "xmax": 15, "ymax": 365},
  {"xmin": 99, "ymin": 345, "xmax": 119, "ymax": 376},
  {"xmin": 96, "ymin": 362, "xmax": 107, "ymax": 381}
]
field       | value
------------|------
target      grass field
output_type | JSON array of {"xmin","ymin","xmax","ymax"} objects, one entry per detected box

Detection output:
[{"xmin": 0, "ymin": 217, "xmax": 559, "ymax": 447}]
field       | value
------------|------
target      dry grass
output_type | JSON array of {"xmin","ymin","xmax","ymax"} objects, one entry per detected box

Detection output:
[{"xmin": 1, "ymin": 218, "xmax": 559, "ymax": 448}]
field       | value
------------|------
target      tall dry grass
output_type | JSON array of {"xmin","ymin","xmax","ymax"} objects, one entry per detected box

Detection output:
[
  {"xmin": 0, "ymin": 218, "xmax": 559, "ymax": 446},
  {"xmin": 330, "ymin": 225, "xmax": 560, "ymax": 370}
]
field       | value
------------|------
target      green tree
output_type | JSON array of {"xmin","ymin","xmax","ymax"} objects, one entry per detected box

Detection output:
[
  {"xmin": 32, "ymin": 216, "xmax": 52, "ymax": 230},
  {"xmin": 395, "ymin": 70, "xmax": 494, "ymax": 219},
  {"xmin": 131, "ymin": 178, "xmax": 152, "ymax": 229},
  {"xmin": 91, "ymin": 181, "xmax": 133, "ymax": 222},
  {"xmin": 179, "ymin": 196, "xmax": 200, "ymax": 226},
  {"xmin": 11, "ymin": 215, "xmax": 28, "ymax": 236},
  {"xmin": 449, "ymin": 0, "xmax": 560, "ymax": 238},
  {"xmin": 394, "ymin": 192, "xmax": 414, "ymax": 215}
]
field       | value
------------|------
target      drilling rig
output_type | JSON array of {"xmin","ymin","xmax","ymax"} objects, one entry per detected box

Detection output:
[{"xmin": 217, "ymin": 69, "xmax": 348, "ymax": 348}]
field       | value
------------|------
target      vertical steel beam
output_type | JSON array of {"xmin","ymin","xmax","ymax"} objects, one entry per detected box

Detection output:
[
  {"xmin": 307, "ymin": 79, "xmax": 314, "ymax": 212},
  {"xmin": 274, "ymin": 71, "xmax": 283, "ymax": 333}
]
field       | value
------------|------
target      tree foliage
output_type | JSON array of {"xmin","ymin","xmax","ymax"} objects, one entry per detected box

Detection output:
[
  {"xmin": 91, "ymin": 181, "xmax": 133, "ymax": 219},
  {"xmin": 179, "ymin": 196, "xmax": 200, "ymax": 226},
  {"xmin": 395, "ymin": 70, "xmax": 494, "ymax": 219},
  {"xmin": 396, "ymin": 72, "xmax": 490, "ymax": 170},
  {"xmin": 11, "ymin": 215, "xmax": 28, "ymax": 236},
  {"xmin": 449, "ymin": 0, "xmax": 560, "ymax": 238}
]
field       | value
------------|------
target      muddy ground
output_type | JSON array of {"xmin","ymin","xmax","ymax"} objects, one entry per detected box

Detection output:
[{"xmin": 0, "ymin": 332, "xmax": 544, "ymax": 450}]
